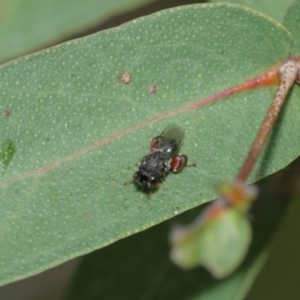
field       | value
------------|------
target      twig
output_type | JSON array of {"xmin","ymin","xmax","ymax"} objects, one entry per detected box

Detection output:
[{"xmin": 237, "ymin": 60, "xmax": 299, "ymax": 182}]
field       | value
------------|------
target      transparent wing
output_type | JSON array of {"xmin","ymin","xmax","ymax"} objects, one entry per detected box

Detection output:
[{"xmin": 156, "ymin": 124, "xmax": 185, "ymax": 157}]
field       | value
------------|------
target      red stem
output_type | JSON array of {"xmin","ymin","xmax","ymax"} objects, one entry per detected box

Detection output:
[{"xmin": 236, "ymin": 61, "xmax": 298, "ymax": 182}]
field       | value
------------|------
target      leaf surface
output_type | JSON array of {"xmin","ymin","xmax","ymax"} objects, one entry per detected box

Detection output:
[
  {"xmin": 0, "ymin": 0, "xmax": 151, "ymax": 63},
  {"xmin": 0, "ymin": 3, "xmax": 299, "ymax": 285},
  {"xmin": 210, "ymin": 0, "xmax": 295, "ymax": 22},
  {"xmin": 283, "ymin": 0, "xmax": 300, "ymax": 55}
]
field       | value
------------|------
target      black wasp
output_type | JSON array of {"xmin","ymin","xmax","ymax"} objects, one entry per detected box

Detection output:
[{"xmin": 125, "ymin": 124, "xmax": 195, "ymax": 192}]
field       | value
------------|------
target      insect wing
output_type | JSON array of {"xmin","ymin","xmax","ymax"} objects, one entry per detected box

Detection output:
[{"xmin": 157, "ymin": 124, "xmax": 185, "ymax": 156}]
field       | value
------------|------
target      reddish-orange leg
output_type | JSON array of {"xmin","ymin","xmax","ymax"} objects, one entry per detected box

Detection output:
[
  {"xmin": 170, "ymin": 155, "xmax": 196, "ymax": 172},
  {"xmin": 150, "ymin": 136, "xmax": 162, "ymax": 152}
]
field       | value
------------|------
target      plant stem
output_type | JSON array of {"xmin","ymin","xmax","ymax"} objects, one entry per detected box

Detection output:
[{"xmin": 236, "ymin": 60, "xmax": 299, "ymax": 182}]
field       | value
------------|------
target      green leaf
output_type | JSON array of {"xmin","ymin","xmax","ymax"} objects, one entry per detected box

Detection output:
[
  {"xmin": 0, "ymin": 3, "xmax": 299, "ymax": 285},
  {"xmin": 210, "ymin": 0, "xmax": 295, "ymax": 22},
  {"xmin": 245, "ymin": 189, "xmax": 300, "ymax": 299},
  {"xmin": 64, "ymin": 175, "xmax": 288, "ymax": 300},
  {"xmin": 170, "ymin": 207, "xmax": 252, "ymax": 278},
  {"xmin": 0, "ymin": 0, "xmax": 151, "ymax": 63},
  {"xmin": 283, "ymin": 0, "xmax": 300, "ymax": 55}
]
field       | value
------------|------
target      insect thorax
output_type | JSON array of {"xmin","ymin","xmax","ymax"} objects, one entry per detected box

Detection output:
[{"xmin": 140, "ymin": 151, "xmax": 170, "ymax": 175}]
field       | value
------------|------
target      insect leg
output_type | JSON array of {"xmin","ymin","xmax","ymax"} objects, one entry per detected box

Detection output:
[
  {"xmin": 170, "ymin": 154, "xmax": 187, "ymax": 172},
  {"xmin": 124, "ymin": 180, "xmax": 134, "ymax": 185},
  {"xmin": 161, "ymin": 180, "xmax": 168, "ymax": 189},
  {"xmin": 170, "ymin": 154, "xmax": 196, "ymax": 173},
  {"xmin": 150, "ymin": 136, "xmax": 162, "ymax": 152}
]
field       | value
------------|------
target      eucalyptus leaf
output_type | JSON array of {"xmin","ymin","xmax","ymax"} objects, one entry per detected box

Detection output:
[
  {"xmin": 283, "ymin": 0, "xmax": 300, "ymax": 55},
  {"xmin": 210, "ymin": 0, "xmax": 295, "ymax": 22},
  {"xmin": 0, "ymin": 3, "xmax": 299, "ymax": 285},
  {"xmin": 0, "ymin": 0, "xmax": 151, "ymax": 63},
  {"xmin": 245, "ymin": 187, "xmax": 300, "ymax": 300}
]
